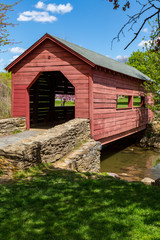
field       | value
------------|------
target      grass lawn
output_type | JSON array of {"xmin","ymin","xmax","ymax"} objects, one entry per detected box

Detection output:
[
  {"xmin": 133, "ymin": 96, "xmax": 141, "ymax": 107},
  {"xmin": 0, "ymin": 168, "xmax": 160, "ymax": 240},
  {"xmin": 55, "ymin": 100, "xmax": 75, "ymax": 107},
  {"xmin": 117, "ymin": 97, "xmax": 141, "ymax": 108}
]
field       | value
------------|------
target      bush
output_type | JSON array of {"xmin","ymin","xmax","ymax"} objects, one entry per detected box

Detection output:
[{"xmin": 0, "ymin": 72, "xmax": 11, "ymax": 119}]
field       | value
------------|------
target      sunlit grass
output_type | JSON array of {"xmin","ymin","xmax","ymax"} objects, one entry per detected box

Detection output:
[
  {"xmin": 117, "ymin": 97, "xmax": 129, "ymax": 108},
  {"xmin": 55, "ymin": 100, "xmax": 75, "ymax": 106},
  {"xmin": 117, "ymin": 96, "xmax": 141, "ymax": 108},
  {"xmin": 133, "ymin": 96, "xmax": 141, "ymax": 107},
  {"xmin": 13, "ymin": 163, "xmax": 52, "ymax": 179},
  {"xmin": 1, "ymin": 168, "xmax": 160, "ymax": 240}
]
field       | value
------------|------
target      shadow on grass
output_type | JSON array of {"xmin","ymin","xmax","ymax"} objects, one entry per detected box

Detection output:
[{"xmin": 0, "ymin": 169, "xmax": 160, "ymax": 240}]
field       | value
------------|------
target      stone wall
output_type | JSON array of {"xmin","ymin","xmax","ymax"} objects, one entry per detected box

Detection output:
[
  {"xmin": 54, "ymin": 139, "xmax": 101, "ymax": 173},
  {"xmin": 0, "ymin": 119, "xmax": 91, "ymax": 169},
  {"xmin": 0, "ymin": 117, "xmax": 26, "ymax": 136}
]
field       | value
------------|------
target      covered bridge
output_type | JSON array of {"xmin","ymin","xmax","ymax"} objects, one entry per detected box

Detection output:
[{"xmin": 6, "ymin": 33, "xmax": 153, "ymax": 145}]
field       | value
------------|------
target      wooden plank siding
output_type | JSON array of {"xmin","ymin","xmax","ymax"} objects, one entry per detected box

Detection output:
[
  {"xmin": 9, "ymin": 36, "xmax": 153, "ymax": 144},
  {"xmin": 92, "ymin": 69, "xmax": 150, "ymax": 144},
  {"xmin": 11, "ymin": 39, "xmax": 91, "ymax": 128}
]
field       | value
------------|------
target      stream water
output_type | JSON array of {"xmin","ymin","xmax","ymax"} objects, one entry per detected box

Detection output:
[{"xmin": 100, "ymin": 133, "xmax": 160, "ymax": 181}]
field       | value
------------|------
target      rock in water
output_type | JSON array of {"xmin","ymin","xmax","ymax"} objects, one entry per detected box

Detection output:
[
  {"xmin": 141, "ymin": 177, "xmax": 155, "ymax": 185},
  {"xmin": 139, "ymin": 136, "xmax": 148, "ymax": 147},
  {"xmin": 107, "ymin": 172, "xmax": 120, "ymax": 179}
]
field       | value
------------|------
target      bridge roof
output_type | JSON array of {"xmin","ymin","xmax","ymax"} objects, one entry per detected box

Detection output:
[
  {"xmin": 6, "ymin": 33, "xmax": 150, "ymax": 81},
  {"xmin": 53, "ymin": 36, "xmax": 150, "ymax": 81}
]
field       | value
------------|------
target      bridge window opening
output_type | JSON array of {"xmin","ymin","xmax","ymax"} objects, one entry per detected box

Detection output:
[
  {"xmin": 117, "ymin": 95, "xmax": 132, "ymax": 109},
  {"xmin": 55, "ymin": 94, "xmax": 75, "ymax": 107},
  {"xmin": 29, "ymin": 71, "xmax": 75, "ymax": 128},
  {"xmin": 133, "ymin": 96, "xmax": 145, "ymax": 107}
]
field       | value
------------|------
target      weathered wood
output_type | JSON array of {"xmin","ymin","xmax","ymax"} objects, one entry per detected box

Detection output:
[
  {"xmin": 10, "ymin": 34, "xmax": 153, "ymax": 144},
  {"xmin": 92, "ymin": 68, "xmax": 151, "ymax": 143}
]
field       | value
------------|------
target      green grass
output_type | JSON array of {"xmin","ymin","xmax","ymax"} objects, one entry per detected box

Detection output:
[
  {"xmin": 55, "ymin": 100, "xmax": 75, "ymax": 107},
  {"xmin": 117, "ymin": 97, "xmax": 141, "ymax": 108},
  {"xmin": 117, "ymin": 97, "xmax": 129, "ymax": 108},
  {"xmin": 13, "ymin": 163, "xmax": 52, "ymax": 179},
  {"xmin": 133, "ymin": 96, "xmax": 141, "ymax": 107},
  {"xmin": 1, "ymin": 168, "xmax": 160, "ymax": 240},
  {"xmin": 12, "ymin": 130, "xmax": 22, "ymax": 135}
]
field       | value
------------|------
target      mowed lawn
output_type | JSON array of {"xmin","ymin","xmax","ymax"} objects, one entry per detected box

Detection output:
[
  {"xmin": 0, "ymin": 169, "xmax": 160, "ymax": 240},
  {"xmin": 117, "ymin": 96, "xmax": 141, "ymax": 108},
  {"xmin": 55, "ymin": 100, "xmax": 75, "ymax": 106}
]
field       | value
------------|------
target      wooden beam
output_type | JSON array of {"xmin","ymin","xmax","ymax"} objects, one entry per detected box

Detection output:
[{"xmin": 89, "ymin": 67, "xmax": 94, "ymax": 138}]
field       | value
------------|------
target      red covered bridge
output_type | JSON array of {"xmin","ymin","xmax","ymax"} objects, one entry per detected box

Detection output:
[{"xmin": 5, "ymin": 33, "xmax": 153, "ymax": 145}]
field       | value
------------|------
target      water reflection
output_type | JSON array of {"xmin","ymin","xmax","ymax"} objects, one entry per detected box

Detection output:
[{"xmin": 100, "ymin": 133, "xmax": 160, "ymax": 181}]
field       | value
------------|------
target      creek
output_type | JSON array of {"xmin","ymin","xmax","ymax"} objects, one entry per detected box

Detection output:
[{"xmin": 100, "ymin": 132, "xmax": 160, "ymax": 181}]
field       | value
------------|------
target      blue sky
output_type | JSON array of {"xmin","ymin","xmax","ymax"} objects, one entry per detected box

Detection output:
[{"xmin": 0, "ymin": 0, "xmax": 153, "ymax": 71}]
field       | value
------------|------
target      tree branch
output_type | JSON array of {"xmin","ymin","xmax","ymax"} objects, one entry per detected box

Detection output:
[
  {"xmin": 109, "ymin": 0, "xmax": 160, "ymax": 49},
  {"xmin": 124, "ymin": 11, "xmax": 159, "ymax": 49}
]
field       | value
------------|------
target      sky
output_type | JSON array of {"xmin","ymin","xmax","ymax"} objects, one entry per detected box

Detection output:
[{"xmin": 0, "ymin": 0, "xmax": 155, "ymax": 72}]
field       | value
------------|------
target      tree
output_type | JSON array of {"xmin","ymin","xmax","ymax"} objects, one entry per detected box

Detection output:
[
  {"xmin": 0, "ymin": 1, "xmax": 20, "ymax": 51},
  {"xmin": 126, "ymin": 48, "xmax": 160, "ymax": 112},
  {"xmin": 0, "ymin": 72, "xmax": 11, "ymax": 118},
  {"xmin": 107, "ymin": 0, "xmax": 160, "ymax": 49},
  {"xmin": 55, "ymin": 94, "xmax": 75, "ymax": 106}
]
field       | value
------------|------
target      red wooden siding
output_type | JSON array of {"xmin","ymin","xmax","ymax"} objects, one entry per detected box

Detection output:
[
  {"xmin": 12, "ymin": 84, "xmax": 27, "ymax": 117},
  {"xmin": 92, "ymin": 69, "xmax": 151, "ymax": 144},
  {"xmin": 11, "ymin": 39, "xmax": 91, "ymax": 127},
  {"xmin": 9, "ymin": 35, "xmax": 153, "ymax": 144}
]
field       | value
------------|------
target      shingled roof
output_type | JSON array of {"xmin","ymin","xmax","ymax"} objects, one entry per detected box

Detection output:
[
  {"xmin": 53, "ymin": 36, "xmax": 150, "ymax": 81},
  {"xmin": 6, "ymin": 33, "xmax": 150, "ymax": 81}
]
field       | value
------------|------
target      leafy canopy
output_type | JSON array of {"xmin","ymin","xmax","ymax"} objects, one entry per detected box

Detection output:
[
  {"xmin": 127, "ymin": 49, "xmax": 160, "ymax": 112},
  {"xmin": 0, "ymin": 1, "xmax": 21, "ymax": 51}
]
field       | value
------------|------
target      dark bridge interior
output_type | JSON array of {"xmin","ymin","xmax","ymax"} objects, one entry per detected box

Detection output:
[{"xmin": 29, "ymin": 71, "xmax": 75, "ymax": 128}]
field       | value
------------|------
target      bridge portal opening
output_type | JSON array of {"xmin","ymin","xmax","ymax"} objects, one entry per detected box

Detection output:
[{"xmin": 29, "ymin": 71, "xmax": 75, "ymax": 128}]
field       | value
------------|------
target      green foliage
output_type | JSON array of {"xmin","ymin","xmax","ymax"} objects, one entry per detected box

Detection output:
[
  {"xmin": 126, "ymin": 50, "xmax": 160, "ymax": 82},
  {"xmin": 126, "ymin": 31, "xmax": 160, "ymax": 113},
  {"xmin": 0, "ymin": 169, "xmax": 4, "ymax": 176},
  {"xmin": 0, "ymin": 72, "xmax": 11, "ymax": 88},
  {"xmin": 1, "ymin": 169, "xmax": 160, "ymax": 239},
  {"xmin": 0, "ymin": 72, "xmax": 11, "ymax": 119},
  {"xmin": 0, "ymin": 2, "xmax": 21, "ymax": 50},
  {"xmin": 12, "ymin": 130, "xmax": 22, "ymax": 135},
  {"xmin": 147, "ymin": 132, "xmax": 153, "ymax": 139}
]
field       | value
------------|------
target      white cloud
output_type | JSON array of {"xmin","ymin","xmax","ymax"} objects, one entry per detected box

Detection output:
[
  {"xmin": 115, "ymin": 55, "xmax": 128, "ymax": 63},
  {"xmin": 47, "ymin": 3, "xmax": 73, "ymax": 14},
  {"xmin": 18, "ymin": 2, "xmax": 73, "ymax": 23},
  {"xmin": 35, "ymin": 1, "xmax": 45, "ymax": 9},
  {"xmin": 35, "ymin": 1, "xmax": 73, "ymax": 14},
  {"xmin": 138, "ymin": 40, "xmax": 150, "ymax": 47},
  {"xmin": 17, "ymin": 11, "xmax": 57, "ymax": 23},
  {"xmin": 10, "ymin": 47, "xmax": 26, "ymax": 54},
  {"xmin": 9, "ymin": 55, "xmax": 19, "ymax": 63},
  {"xmin": 142, "ymin": 28, "xmax": 148, "ymax": 33}
]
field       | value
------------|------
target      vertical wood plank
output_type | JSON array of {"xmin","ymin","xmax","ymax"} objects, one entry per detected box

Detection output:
[
  {"xmin": 128, "ymin": 96, "xmax": 133, "ymax": 108},
  {"xmin": 26, "ymin": 88, "xmax": 30, "ymax": 130},
  {"xmin": 89, "ymin": 68, "xmax": 94, "ymax": 138},
  {"xmin": 11, "ymin": 73, "xmax": 14, "ymax": 117}
]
